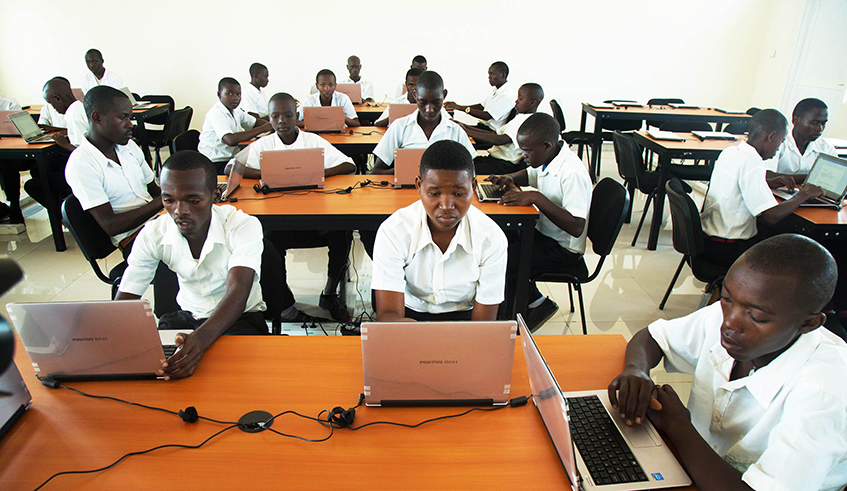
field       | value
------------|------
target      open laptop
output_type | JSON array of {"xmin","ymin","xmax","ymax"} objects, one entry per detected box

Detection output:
[
  {"xmin": 118, "ymin": 87, "xmax": 156, "ymax": 110},
  {"xmin": 8, "ymin": 111, "xmax": 55, "ymax": 144},
  {"xmin": 6, "ymin": 300, "xmax": 186, "ymax": 381},
  {"xmin": 303, "ymin": 106, "xmax": 345, "ymax": 133},
  {"xmin": 0, "ymin": 360, "xmax": 31, "ymax": 441},
  {"xmin": 691, "ymin": 131, "xmax": 737, "ymax": 141},
  {"xmin": 0, "ymin": 111, "xmax": 21, "ymax": 136},
  {"xmin": 476, "ymin": 182, "xmax": 511, "ymax": 202},
  {"xmin": 259, "ymin": 148, "xmax": 325, "ymax": 192},
  {"xmin": 773, "ymin": 153, "xmax": 847, "ymax": 210},
  {"xmin": 518, "ymin": 314, "xmax": 691, "ymax": 491},
  {"xmin": 393, "ymin": 148, "xmax": 425, "ymax": 188},
  {"xmin": 335, "ymin": 83, "xmax": 362, "ymax": 104},
  {"xmin": 360, "ymin": 320, "xmax": 517, "ymax": 407},
  {"xmin": 389, "ymin": 103, "xmax": 417, "ymax": 125}
]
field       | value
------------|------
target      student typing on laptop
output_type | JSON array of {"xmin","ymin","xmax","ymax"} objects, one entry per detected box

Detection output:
[
  {"xmin": 298, "ymin": 69, "xmax": 360, "ymax": 128},
  {"xmin": 608, "ymin": 235, "xmax": 847, "ymax": 491},
  {"xmin": 371, "ymin": 140, "xmax": 507, "ymax": 322},
  {"xmin": 117, "ymin": 151, "xmax": 268, "ymax": 380},
  {"xmin": 766, "ymin": 98, "xmax": 836, "ymax": 184},
  {"xmin": 444, "ymin": 61, "xmax": 516, "ymax": 131}
]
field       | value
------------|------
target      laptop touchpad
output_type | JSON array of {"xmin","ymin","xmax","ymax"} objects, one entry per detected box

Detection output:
[{"xmin": 622, "ymin": 422, "xmax": 663, "ymax": 448}]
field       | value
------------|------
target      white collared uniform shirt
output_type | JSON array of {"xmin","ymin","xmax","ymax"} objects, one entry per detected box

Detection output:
[
  {"xmin": 344, "ymin": 77, "xmax": 374, "ymax": 101},
  {"xmin": 65, "ymin": 137, "xmax": 155, "ymax": 245},
  {"xmin": 119, "ymin": 205, "xmax": 266, "ymax": 320},
  {"xmin": 372, "ymin": 200, "xmax": 507, "ymax": 313},
  {"xmin": 372, "ymin": 110, "xmax": 476, "ymax": 166},
  {"xmin": 240, "ymin": 83, "xmax": 268, "ymax": 117},
  {"xmin": 82, "ymin": 69, "xmax": 125, "ymax": 94},
  {"xmin": 38, "ymin": 104, "xmax": 66, "ymax": 128},
  {"xmin": 648, "ymin": 302, "xmax": 847, "ymax": 491},
  {"xmin": 64, "ymin": 100, "xmax": 88, "ymax": 146},
  {"xmin": 0, "ymin": 93, "xmax": 21, "ymax": 111},
  {"xmin": 299, "ymin": 92, "xmax": 358, "ymax": 121},
  {"xmin": 245, "ymin": 130, "xmax": 352, "ymax": 171},
  {"xmin": 199, "ymin": 101, "xmax": 257, "ymax": 162},
  {"xmin": 701, "ymin": 141, "xmax": 778, "ymax": 240},
  {"xmin": 487, "ymin": 111, "xmax": 530, "ymax": 163},
  {"xmin": 770, "ymin": 133, "xmax": 837, "ymax": 175},
  {"xmin": 481, "ymin": 81, "xmax": 516, "ymax": 131}
]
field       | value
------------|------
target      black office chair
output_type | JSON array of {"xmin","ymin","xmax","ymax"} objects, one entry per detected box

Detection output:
[
  {"xmin": 746, "ymin": 107, "xmax": 761, "ymax": 116},
  {"xmin": 171, "ymin": 129, "xmax": 200, "ymax": 154},
  {"xmin": 260, "ymin": 239, "xmax": 286, "ymax": 334},
  {"xmin": 148, "ymin": 107, "xmax": 193, "ymax": 173},
  {"xmin": 657, "ymin": 121, "xmax": 717, "ymax": 179},
  {"xmin": 131, "ymin": 92, "xmax": 142, "ymax": 102},
  {"xmin": 141, "ymin": 95, "xmax": 175, "ymax": 125},
  {"xmin": 646, "ymin": 98, "xmax": 685, "ymax": 129},
  {"xmin": 659, "ymin": 178, "xmax": 727, "ymax": 310},
  {"xmin": 550, "ymin": 100, "xmax": 593, "ymax": 164},
  {"xmin": 723, "ymin": 122, "xmax": 748, "ymax": 135},
  {"xmin": 530, "ymin": 178, "xmax": 630, "ymax": 334}
]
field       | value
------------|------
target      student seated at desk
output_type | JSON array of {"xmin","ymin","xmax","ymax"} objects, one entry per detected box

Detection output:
[
  {"xmin": 460, "ymin": 82, "xmax": 544, "ymax": 175},
  {"xmin": 372, "ymin": 140, "xmax": 507, "ymax": 322},
  {"xmin": 37, "ymin": 77, "xmax": 71, "ymax": 133},
  {"xmin": 700, "ymin": 109, "xmax": 822, "ymax": 269},
  {"xmin": 240, "ymin": 63, "xmax": 270, "ymax": 120},
  {"xmin": 766, "ymin": 98, "xmax": 836, "ymax": 183},
  {"xmin": 371, "ymin": 70, "xmax": 476, "ymax": 175},
  {"xmin": 117, "ymin": 151, "xmax": 268, "ymax": 380},
  {"xmin": 298, "ymin": 69, "xmax": 360, "ymax": 128},
  {"xmin": 231, "ymin": 92, "xmax": 354, "ymax": 323},
  {"xmin": 198, "ymin": 77, "xmax": 271, "ymax": 174},
  {"xmin": 608, "ymin": 234, "xmax": 847, "ymax": 491},
  {"xmin": 394, "ymin": 55, "xmax": 427, "ymax": 99},
  {"xmin": 82, "ymin": 48, "xmax": 124, "ymax": 94},
  {"xmin": 444, "ymin": 61, "xmax": 515, "ymax": 131},
  {"xmin": 487, "ymin": 113, "xmax": 592, "ymax": 331},
  {"xmin": 374, "ymin": 68, "xmax": 423, "ymax": 127},
  {"xmin": 344, "ymin": 55, "xmax": 374, "ymax": 102}
]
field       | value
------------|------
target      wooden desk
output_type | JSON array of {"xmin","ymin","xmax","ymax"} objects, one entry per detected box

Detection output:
[
  {"xmin": 320, "ymin": 127, "xmax": 385, "ymax": 159},
  {"xmin": 1, "ymin": 333, "xmax": 699, "ymax": 490},
  {"xmin": 0, "ymin": 138, "xmax": 66, "ymax": 251},
  {"xmin": 25, "ymin": 104, "xmax": 43, "ymax": 117},
  {"xmin": 632, "ymin": 131, "xmax": 738, "ymax": 250},
  {"xmin": 774, "ymin": 201, "xmax": 847, "ymax": 240},
  {"xmin": 354, "ymin": 103, "xmax": 388, "ymax": 126},
  {"xmin": 226, "ymin": 175, "xmax": 538, "ymax": 317},
  {"xmin": 579, "ymin": 103, "xmax": 750, "ymax": 181}
]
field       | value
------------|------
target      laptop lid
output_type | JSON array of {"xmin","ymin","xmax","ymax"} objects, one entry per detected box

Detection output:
[
  {"xmin": 259, "ymin": 148, "xmax": 325, "ymax": 191},
  {"xmin": 8, "ymin": 111, "xmax": 43, "ymax": 141},
  {"xmin": 0, "ymin": 360, "xmax": 31, "ymax": 441},
  {"xmin": 335, "ymin": 83, "xmax": 362, "ymax": 104},
  {"xmin": 805, "ymin": 152, "xmax": 847, "ymax": 202},
  {"xmin": 360, "ymin": 320, "xmax": 517, "ymax": 407},
  {"xmin": 6, "ymin": 300, "xmax": 166, "ymax": 381},
  {"xmin": 119, "ymin": 87, "xmax": 139, "ymax": 105},
  {"xmin": 394, "ymin": 148, "xmax": 426, "ymax": 188},
  {"xmin": 389, "ymin": 104, "xmax": 417, "ymax": 124},
  {"xmin": 0, "ymin": 111, "xmax": 20, "ymax": 136},
  {"xmin": 303, "ymin": 106, "xmax": 345, "ymax": 133}
]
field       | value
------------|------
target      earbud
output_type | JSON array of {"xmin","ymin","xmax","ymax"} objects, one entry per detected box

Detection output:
[
  {"xmin": 328, "ymin": 406, "xmax": 356, "ymax": 428},
  {"xmin": 179, "ymin": 406, "xmax": 199, "ymax": 423}
]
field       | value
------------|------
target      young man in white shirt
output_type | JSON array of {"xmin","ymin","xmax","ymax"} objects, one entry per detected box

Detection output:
[
  {"xmin": 461, "ymin": 83, "xmax": 543, "ymax": 175},
  {"xmin": 700, "ymin": 109, "xmax": 821, "ymax": 268},
  {"xmin": 393, "ymin": 55, "xmax": 427, "ymax": 99},
  {"xmin": 766, "ymin": 98, "xmax": 836, "ymax": 181},
  {"xmin": 444, "ymin": 61, "xmax": 516, "ymax": 131},
  {"xmin": 198, "ymin": 77, "xmax": 271, "ymax": 174},
  {"xmin": 298, "ymin": 69, "xmax": 360, "ymax": 128},
  {"xmin": 230, "ymin": 93, "xmax": 355, "ymax": 323},
  {"xmin": 82, "ymin": 49, "xmax": 125, "ymax": 94},
  {"xmin": 488, "ymin": 113, "xmax": 593, "ymax": 331},
  {"xmin": 372, "ymin": 140, "xmax": 507, "ymax": 321},
  {"xmin": 345, "ymin": 55, "xmax": 374, "ymax": 102},
  {"xmin": 374, "ymin": 68, "xmax": 423, "ymax": 128},
  {"xmin": 240, "ymin": 63, "xmax": 270, "ymax": 120},
  {"xmin": 609, "ymin": 234, "xmax": 847, "ymax": 491},
  {"xmin": 117, "ymin": 151, "xmax": 268, "ymax": 380}
]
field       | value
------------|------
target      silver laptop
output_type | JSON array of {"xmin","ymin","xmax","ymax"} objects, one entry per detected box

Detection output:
[
  {"xmin": 303, "ymin": 106, "xmax": 345, "ymax": 133},
  {"xmin": 361, "ymin": 320, "xmax": 517, "ymax": 407},
  {"xmin": 389, "ymin": 103, "xmax": 417, "ymax": 124},
  {"xmin": 476, "ymin": 182, "xmax": 511, "ymax": 202},
  {"xmin": 0, "ymin": 361, "xmax": 31, "ymax": 440},
  {"xmin": 8, "ymin": 111, "xmax": 55, "ymax": 144},
  {"xmin": 773, "ymin": 153, "xmax": 847, "ymax": 210},
  {"xmin": 259, "ymin": 148, "xmax": 325, "ymax": 191},
  {"xmin": 6, "ymin": 300, "xmax": 184, "ymax": 381},
  {"xmin": 0, "ymin": 111, "xmax": 21, "ymax": 136},
  {"xmin": 335, "ymin": 83, "xmax": 362, "ymax": 104},
  {"xmin": 393, "ymin": 148, "xmax": 426, "ymax": 188},
  {"xmin": 518, "ymin": 315, "xmax": 691, "ymax": 491},
  {"xmin": 118, "ymin": 87, "xmax": 156, "ymax": 110}
]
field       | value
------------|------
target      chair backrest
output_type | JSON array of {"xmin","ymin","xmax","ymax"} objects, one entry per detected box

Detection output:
[
  {"xmin": 586, "ymin": 178, "xmax": 630, "ymax": 257},
  {"xmin": 611, "ymin": 131, "xmax": 647, "ymax": 187},
  {"xmin": 171, "ymin": 129, "xmax": 200, "ymax": 154},
  {"xmin": 600, "ymin": 100, "xmax": 642, "ymax": 131},
  {"xmin": 61, "ymin": 194, "xmax": 117, "ymax": 282},
  {"xmin": 746, "ymin": 107, "xmax": 760, "ymax": 116},
  {"xmin": 163, "ymin": 106, "xmax": 193, "ymax": 144},
  {"xmin": 550, "ymin": 99, "xmax": 566, "ymax": 131},
  {"xmin": 723, "ymin": 122, "xmax": 748, "ymax": 135},
  {"xmin": 665, "ymin": 178, "xmax": 704, "ymax": 257},
  {"xmin": 141, "ymin": 95, "xmax": 176, "ymax": 126},
  {"xmin": 659, "ymin": 121, "xmax": 713, "ymax": 132},
  {"xmin": 260, "ymin": 238, "xmax": 285, "ymax": 322}
]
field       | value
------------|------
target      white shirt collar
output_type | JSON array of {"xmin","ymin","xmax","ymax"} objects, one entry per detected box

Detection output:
[
  {"xmin": 411, "ymin": 201, "xmax": 474, "ymax": 257},
  {"xmin": 162, "ymin": 206, "xmax": 229, "ymax": 264}
]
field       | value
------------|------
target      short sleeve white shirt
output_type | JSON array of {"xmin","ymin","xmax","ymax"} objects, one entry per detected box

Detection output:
[
  {"xmin": 198, "ymin": 101, "xmax": 257, "ymax": 162},
  {"xmin": 372, "ymin": 110, "xmax": 477, "ymax": 166},
  {"xmin": 244, "ymin": 129, "xmax": 352, "ymax": 171},
  {"xmin": 240, "ymin": 83, "xmax": 268, "ymax": 117},
  {"xmin": 487, "ymin": 111, "xmax": 529, "ymax": 163},
  {"xmin": 82, "ymin": 69, "xmax": 125, "ymax": 94},
  {"xmin": 344, "ymin": 77, "xmax": 374, "ymax": 101},
  {"xmin": 701, "ymin": 141, "xmax": 778, "ymax": 240},
  {"xmin": 526, "ymin": 144, "xmax": 592, "ymax": 254},
  {"xmin": 119, "ymin": 205, "xmax": 266, "ymax": 320},
  {"xmin": 774, "ymin": 133, "xmax": 837, "ymax": 175},
  {"xmin": 64, "ymin": 100, "xmax": 88, "ymax": 146},
  {"xmin": 299, "ymin": 92, "xmax": 357, "ymax": 121},
  {"xmin": 38, "ymin": 104, "xmax": 66, "ymax": 128},
  {"xmin": 0, "ymin": 93, "xmax": 21, "ymax": 111},
  {"xmin": 372, "ymin": 200, "xmax": 507, "ymax": 313},
  {"xmin": 65, "ymin": 137, "xmax": 155, "ymax": 245},
  {"xmin": 648, "ymin": 303, "xmax": 847, "ymax": 491},
  {"xmin": 393, "ymin": 82, "xmax": 407, "ymax": 100},
  {"xmin": 482, "ymin": 81, "xmax": 517, "ymax": 131}
]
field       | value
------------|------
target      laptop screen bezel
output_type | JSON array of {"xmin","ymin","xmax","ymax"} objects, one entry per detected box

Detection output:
[
  {"xmin": 8, "ymin": 111, "xmax": 41, "ymax": 140},
  {"xmin": 806, "ymin": 153, "xmax": 847, "ymax": 201}
]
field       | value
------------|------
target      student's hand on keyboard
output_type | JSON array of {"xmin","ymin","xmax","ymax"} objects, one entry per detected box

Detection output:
[
  {"xmin": 158, "ymin": 331, "xmax": 207, "ymax": 381},
  {"xmin": 499, "ymin": 189, "xmax": 538, "ymax": 206},
  {"xmin": 608, "ymin": 368, "xmax": 662, "ymax": 426},
  {"xmin": 797, "ymin": 184, "xmax": 823, "ymax": 201},
  {"xmin": 52, "ymin": 132, "xmax": 72, "ymax": 150},
  {"xmin": 645, "ymin": 384, "xmax": 690, "ymax": 435},
  {"xmin": 767, "ymin": 175, "xmax": 796, "ymax": 191},
  {"xmin": 484, "ymin": 174, "xmax": 516, "ymax": 190}
]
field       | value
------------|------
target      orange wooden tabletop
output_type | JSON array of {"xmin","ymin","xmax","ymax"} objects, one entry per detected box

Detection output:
[
  {"xmin": 634, "ymin": 131, "xmax": 742, "ymax": 152},
  {"xmin": 25, "ymin": 104, "xmax": 43, "ymax": 116},
  {"xmin": 0, "ymin": 135, "xmax": 56, "ymax": 150},
  {"xmin": 584, "ymin": 103, "xmax": 751, "ymax": 120},
  {"xmin": 354, "ymin": 103, "xmax": 390, "ymax": 113},
  {"xmin": 790, "ymin": 202, "xmax": 847, "ymax": 225}
]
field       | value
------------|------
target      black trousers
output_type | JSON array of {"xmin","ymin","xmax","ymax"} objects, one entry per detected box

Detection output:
[
  {"xmin": 405, "ymin": 308, "xmax": 473, "ymax": 321},
  {"xmin": 22, "ymin": 149, "xmax": 72, "ymax": 210},
  {"xmin": 0, "ymin": 159, "xmax": 34, "ymax": 215},
  {"xmin": 701, "ymin": 235, "xmax": 758, "ymax": 270},
  {"xmin": 473, "ymin": 155, "xmax": 525, "ymax": 176},
  {"xmin": 158, "ymin": 310, "xmax": 268, "ymax": 335}
]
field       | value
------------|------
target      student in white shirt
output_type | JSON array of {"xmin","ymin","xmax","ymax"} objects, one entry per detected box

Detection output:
[
  {"xmin": 700, "ymin": 109, "xmax": 821, "ymax": 268},
  {"xmin": 445, "ymin": 61, "xmax": 516, "ymax": 131},
  {"xmin": 0, "ymin": 93, "xmax": 21, "ymax": 111},
  {"xmin": 82, "ymin": 49, "xmax": 125, "ymax": 94},
  {"xmin": 461, "ymin": 83, "xmax": 543, "ymax": 175},
  {"xmin": 609, "ymin": 234, "xmax": 847, "ymax": 491},
  {"xmin": 767, "ymin": 98, "xmax": 837, "ymax": 180},
  {"xmin": 117, "ymin": 151, "xmax": 268, "ymax": 380},
  {"xmin": 198, "ymin": 77, "xmax": 271, "ymax": 173},
  {"xmin": 230, "ymin": 93, "xmax": 355, "ymax": 323},
  {"xmin": 372, "ymin": 140, "xmax": 507, "ymax": 321},
  {"xmin": 371, "ymin": 71, "xmax": 476, "ymax": 175},
  {"xmin": 298, "ymin": 69, "xmax": 360, "ymax": 127},
  {"xmin": 240, "ymin": 63, "xmax": 269, "ymax": 120},
  {"xmin": 344, "ymin": 55, "xmax": 374, "ymax": 102},
  {"xmin": 488, "ymin": 113, "xmax": 592, "ymax": 331},
  {"xmin": 374, "ymin": 68, "xmax": 423, "ymax": 127},
  {"xmin": 393, "ymin": 55, "xmax": 427, "ymax": 99}
]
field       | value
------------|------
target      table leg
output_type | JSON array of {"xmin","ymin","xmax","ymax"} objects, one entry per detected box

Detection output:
[
  {"xmin": 588, "ymin": 118, "xmax": 603, "ymax": 184},
  {"xmin": 134, "ymin": 115, "xmax": 153, "ymax": 164},
  {"xmin": 647, "ymin": 153, "xmax": 672, "ymax": 251},
  {"xmin": 36, "ymin": 149, "xmax": 66, "ymax": 252},
  {"xmin": 577, "ymin": 110, "xmax": 588, "ymax": 159},
  {"xmin": 512, "ymin": 221, "xmax": 535, "ymax": 318}
]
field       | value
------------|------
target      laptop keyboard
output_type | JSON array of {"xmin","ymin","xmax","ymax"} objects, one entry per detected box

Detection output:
[
  {"xmin": 478, "ymin": 182, "xmax": 505, "ymax": 201},
  {"xmin": 163, "ymin": 345, "xmax": 177, "ymax": 358},
  {"xmin": 567, "ymin": 395, "xmax": 649, "ymax": 486}
]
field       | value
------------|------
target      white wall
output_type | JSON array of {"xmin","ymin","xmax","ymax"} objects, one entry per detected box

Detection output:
[{"xmin": 0, "ymin": 0, "xmax": 834, "ymax": 135}]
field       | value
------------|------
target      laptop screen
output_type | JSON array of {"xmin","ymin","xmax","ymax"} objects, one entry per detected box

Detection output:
[
  {"xmin": 8, "ymin": 112, "xmax": 40, "ymax": 140},
  {"xmin": 807, "ymin": 153, "xmax": 847, "ymax": 200}
]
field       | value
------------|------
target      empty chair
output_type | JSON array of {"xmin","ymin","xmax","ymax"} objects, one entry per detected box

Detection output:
[
  {"xmin": 646, "ymin": 98, "xmax": 685, "ymax": 129},
  {"xmin": 141, "ymin": 95, "xmax": 175, "ymax": 125},
  {"xmin": 550, "ymin": 99, "xmax": 593, "ymax": 164},
  {"xmin": 171, "ymin": 129, "xmax": 200, "ymax": 154},
  {"xmin": 148, "ymin": 106, "xmax": 193, "ymax": 173},
  {"xmin": 723, "ymin": 122, "xmax": 748, "ymax": 135},
  {"xmin": 659, "ymin": 178, "xmax": 727, "ymax": 310}
]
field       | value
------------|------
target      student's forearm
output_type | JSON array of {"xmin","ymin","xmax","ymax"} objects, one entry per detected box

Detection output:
[
  {"xmin": 192, "ymin": 269, "xmax": 254, "ymax": 350},
  {"xmin": 221, "ymin": 124, "xmax": 271, "ymax": 146},
  {"xmin": 532, "ymin": 194, "xmax": 586, "ymax": 238},
  {"xmin": 374, "ymin": 118, "xmax": 388, "ymax": 127},
  {"xmin": 90, "ymin": 198, "xmax": 163, "ymax": 237},
  {"xmin": 761, "ymin": 192, "xmax": 815, "ymax": 224},
  {"xmin": 115, "ymin": 292, "xmax": 141, "ymax": 301},
  {"xmin": 765, "ymin": 170, "xmax": 807, "ymax": 185},
  {"xmin": 243, "ymin": 167, "xmax": 261, "ymax": 179},
  {"xmin": 462, "ymin": 126, "xmax": 511, "ymax": 145},
  {"xmin": 663, "ymin": 422, "xmax": 752, "ymax": 491},
  {"xmin": 471, "ymin": 302, "xmax": 498, "ymax": 321},
  {"xmin": 345, "ymin": 117, "xmax": 361, "ymax": 127},
  {"xmin": 325, "ymin": 162, "xmax": 355, "ymax": 177},
  {"xmin": 503, "ymin": 169, "xmax": 529, "ymax": 186},
  {"xmin": 371, "ymin": 158, "xmax": 394, "ymax": 175},
  {"xmin": 624, "ymin": 328, "xmax": 664, "ymax": 373},
  {"xmin": 374, "ymin": 290, "xmax": 415, "ymax": 322}
]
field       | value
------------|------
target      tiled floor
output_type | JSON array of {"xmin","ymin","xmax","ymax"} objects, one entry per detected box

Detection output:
[{"xmin": 0, "ymin": 145, "xmax": 699, "ymax": 399}]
